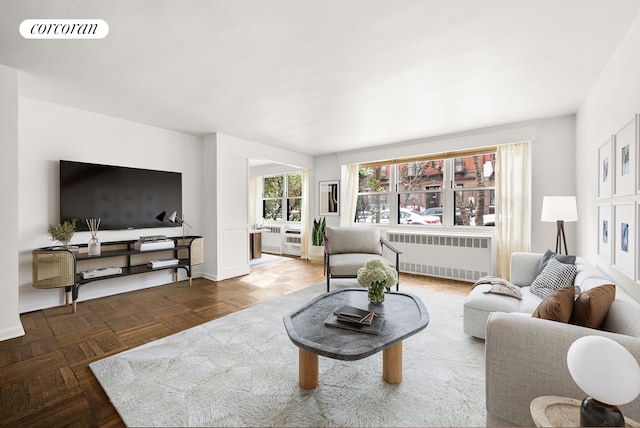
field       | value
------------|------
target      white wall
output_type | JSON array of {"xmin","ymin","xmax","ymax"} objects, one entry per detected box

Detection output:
[
  {"xmin": 0, "ymin": 65, "xmax": 24, "ymax": 340},
  {"xmin": 19, "ymin": 98, "xmax": 203, "ymax": 313},
  {"xmin": 576, "ymin": 15, "xmax": 640, "ymax": 301},
  {"xmin": 530, "ymin": 116, "xmax": 577, "ymax": 252},
  {"xmin": 227, "ymin": 135, "xmax": 314, "ymax": 171},
  {"xmin": 315, "ymin": 117, "xmax": 576, "ymax": 253},
  {"xmin": 215, "ymin": 134, "xmax": 250, "ymax": 280},
  {"xmin": 201, "ymin": 134, "xmax": 218, "ymax": 280}
]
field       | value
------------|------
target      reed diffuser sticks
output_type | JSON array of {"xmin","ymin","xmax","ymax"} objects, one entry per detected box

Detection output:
[{"xmin": 86, "ymin": 218, "xmax": 101, "ymax": 238}]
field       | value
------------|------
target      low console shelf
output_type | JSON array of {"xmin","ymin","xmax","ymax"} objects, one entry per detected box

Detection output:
[{"xmin": 32, "ymin": 236, "xmax": 204, "ymax": 313}]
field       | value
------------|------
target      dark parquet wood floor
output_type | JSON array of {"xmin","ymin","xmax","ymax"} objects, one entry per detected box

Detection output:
[{"xmin": 0, "ymin": 257, "xmax": 471, "ymax": 427}]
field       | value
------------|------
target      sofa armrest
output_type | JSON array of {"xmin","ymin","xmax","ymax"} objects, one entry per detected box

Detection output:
[
  {"xmin": 510, "ymin": 252, "xmax": 543, "ymax": 286},
  {"xmin": 485, "ymin": 312, "xmax": 640, "ymax": 427}
]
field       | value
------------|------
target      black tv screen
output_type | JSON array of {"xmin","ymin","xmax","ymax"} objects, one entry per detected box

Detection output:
[{"xmin": 60, "ymin": 160, "xmax": 182, "ymax": 231}]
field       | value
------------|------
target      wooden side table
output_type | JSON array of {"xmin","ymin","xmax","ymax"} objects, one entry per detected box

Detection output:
[{"xmin": 530, "ymin": 396, "xmax": 640, "ymax": 428}]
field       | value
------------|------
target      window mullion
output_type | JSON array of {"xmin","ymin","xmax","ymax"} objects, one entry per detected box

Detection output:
[
  {"xmin": 442, "ymin": 158, "xmax": 454, "ymax": 227},
  {"xmin": 392, "ymin": 165, "xmax": 399, "ymax": 224}
]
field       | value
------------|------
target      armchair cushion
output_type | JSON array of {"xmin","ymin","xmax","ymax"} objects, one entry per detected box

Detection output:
[
  {"xmin": 328, "ymin": 253, "xmax": 391, "ymax": 277},
  {"xmin": 325, "ymin": 226, "xmax": 382, "ymax": 255}
]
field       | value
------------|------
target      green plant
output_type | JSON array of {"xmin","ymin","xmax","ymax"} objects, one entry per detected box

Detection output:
[
  {"xmin": 311, "ymin": 217, "xmax": 326, "ymax": 246},
  {"xmin": 48, "ymin": 219, "xmax": 77, "ymax": 244}
]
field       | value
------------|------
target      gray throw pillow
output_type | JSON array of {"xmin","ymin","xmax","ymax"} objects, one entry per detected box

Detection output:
[
  {"xmin": 530, "ymin": 257, "xmax": 578, "ymax": 299},
  {"xmin": 535, "ymin": 249, "xmax": 577, "ymax": 276}
]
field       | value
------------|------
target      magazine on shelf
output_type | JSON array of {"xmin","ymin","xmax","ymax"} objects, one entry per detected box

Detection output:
[
  {"xmin": 147, "ymin": 259, "xmax": 179, "ymax": 268},
  {"xmin": 81, "ymin": 266, "xmax": 122, "ymax": 279},
  {"xmin": 139, "ymin": 235, "xmax": 168, "ymax": 242},
  {"xmin": 133, "ymin": 239, "xmax": 175, "ymax": 251}
]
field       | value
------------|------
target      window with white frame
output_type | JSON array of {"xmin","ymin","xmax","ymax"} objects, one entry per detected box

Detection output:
[
  {"xmin": 262, "ymin": 172, "xmax": 303, "ymax": 222},
  {"xmin": 453, "ymin": 153, "xmax": 496, "ymax": 226},
  {"xmin": 354, "ymin": 149, "xmax": 496, "ymax": 227}
]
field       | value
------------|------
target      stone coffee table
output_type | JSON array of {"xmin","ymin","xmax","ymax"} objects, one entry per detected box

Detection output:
[{"xmin": 283, "ymin": 288, "xmax": 429, "ymax": 389}]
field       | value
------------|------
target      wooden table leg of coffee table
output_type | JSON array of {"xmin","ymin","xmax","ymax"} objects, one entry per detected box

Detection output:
[
  {"xmin": 299, "ymin": 348, "xmax": 318, "ymax": 389},
  {"xmin": 382, "ymin": 341, "xmax": 403, "ymax": 384}
]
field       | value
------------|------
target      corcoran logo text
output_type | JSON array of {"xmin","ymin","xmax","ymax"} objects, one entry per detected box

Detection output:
[{"xmin": 20, "ymin": 19, "xmax": 109, "ymax": 39}]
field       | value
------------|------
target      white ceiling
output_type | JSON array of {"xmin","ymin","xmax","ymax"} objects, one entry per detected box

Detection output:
[{"xmin": 1, "ymin": 0, "xmax": 640, "ymax": 157}]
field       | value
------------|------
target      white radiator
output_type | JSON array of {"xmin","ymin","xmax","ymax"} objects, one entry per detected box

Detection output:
[
  {"xmin": 386, "ymin": 232, "xmax": 494, "ymax": 282},
  {"xmin": 261, "ymin": 226, "xmax": 282, "ymax": 254},
  {"xmin": 283, "ymin": 227, "xmax": 301, "ymax": 256}
]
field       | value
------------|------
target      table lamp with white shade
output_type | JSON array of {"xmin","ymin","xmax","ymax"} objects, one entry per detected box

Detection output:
[
  {"xmin": 567, "ymin": 336, "xmax": 640, "ymax": 427},
  {"xmin": 541, "ymin": 196, "xmax": 578, "ymax": 255}
]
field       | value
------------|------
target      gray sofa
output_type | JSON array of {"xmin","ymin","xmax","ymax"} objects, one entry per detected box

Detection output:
[{"xmin": 465, "ymin": 252, "xmax": 640, "ymax": 427}]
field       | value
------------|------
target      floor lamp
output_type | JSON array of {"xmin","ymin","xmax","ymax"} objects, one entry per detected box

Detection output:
[{"xmin": 541, "ymin": 196, "xmax": 578, "ymax": 255}]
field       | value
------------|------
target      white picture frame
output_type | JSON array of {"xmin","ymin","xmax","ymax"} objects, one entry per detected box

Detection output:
[
  {"xmin": 598, "ymin": 139, "xmax": 613, "ymax": 199},
  {"xmin": 319, "ymin": 180, "xmax": 340, "ymax": 216},
  {"xmin": 598, "ymin": 204, "xmax": 612, "ymax": 263},
  {"xmin": 614, "ymin": 117, "xmax": 637, "ymax": 196},
  {"xmin": 614, "ymin": 203, "xmax": 636, "ymax": 279}
]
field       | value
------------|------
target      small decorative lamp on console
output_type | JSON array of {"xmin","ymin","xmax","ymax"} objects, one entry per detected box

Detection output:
[
  {"xmin": 156, "ymin": 211, "xmax": 192, "ymax": 239},
  {"xmin": 567, "ymin": 336, "xmax": 640, "ymax": 427},
  {"xmin": 541, "ymin": 196, "xmax": 578, "ymax": 255}
]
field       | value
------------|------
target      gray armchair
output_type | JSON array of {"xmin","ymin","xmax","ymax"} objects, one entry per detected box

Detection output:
[{"xmin": 323, "ymin": 226, "xmax": 401, "ymax": 292}]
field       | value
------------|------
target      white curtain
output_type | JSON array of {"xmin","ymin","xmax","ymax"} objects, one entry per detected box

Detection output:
[
  {"xmin": 248, "ymin": 176, "xmax": 262, "ymax": 227},
  {"xmin": 300, "ymin": 169, "xmax": 310, "ymax": 259},
  {"xmin": 340, "ymin": 163, "xmax": 359, "ymax": 227},
  {"xmin": 495, "ymin": 141, "xmax": 531, "ymax": 279}
]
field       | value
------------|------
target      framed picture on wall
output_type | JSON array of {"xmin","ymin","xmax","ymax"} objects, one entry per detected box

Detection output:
[
  {"xmin": 613, "ymin": 203, "xmax": 636, "ymax": 279},
  {"xmin": 319, "ymin": 180, "xmax": 340, "ymax": 216},
  {"xmin": 614, "ymin": 116, "xmax": 637, "ymax": 196},
  {"xmin": 598, "ymin": 139, "xmax": 612, "ymax": 198},
  {"xmin": 597, "ymin": 204, "xmax": 612, "ymax": 263}
]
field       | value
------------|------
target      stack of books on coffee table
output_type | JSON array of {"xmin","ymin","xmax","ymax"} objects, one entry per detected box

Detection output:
[
  {"xmin": 324, "ymin": 305, "xmax": 385, "ymax": 334},
  {"xmin": 335, "ymin": 306, "xmax": 375, "ymax": 325}
]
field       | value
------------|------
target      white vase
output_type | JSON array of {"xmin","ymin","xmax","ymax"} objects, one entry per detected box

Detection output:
[
  {"xmin": 308, "ymin": 245, "xmax": 324, "ymax": 264},
  {"xmin": 88, "ymin": 237, "xmax": 101, "ymax": 256}
]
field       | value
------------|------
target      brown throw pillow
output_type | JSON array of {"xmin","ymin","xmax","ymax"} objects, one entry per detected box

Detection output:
[
  {"xmin": 532, "ymin": 285, "xmax": 575, "ymax": 323},
  {"xmin": 570, "ymin": 284, "xmax": 616, "ymax": 329}
]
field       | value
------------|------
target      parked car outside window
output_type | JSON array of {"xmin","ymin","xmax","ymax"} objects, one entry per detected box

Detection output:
[
  {"xmin": 377, "ymin": 208, "xmax": 441, "ymax": 225},
  {"xmin": 422, "ymin": 207, "xmax": 465, "ymax": 225}
]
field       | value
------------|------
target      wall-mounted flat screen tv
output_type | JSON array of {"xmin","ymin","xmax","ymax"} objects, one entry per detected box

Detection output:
[{"xmin": 60, "ymin": 160, "xmax": 182, "ymax": 231}]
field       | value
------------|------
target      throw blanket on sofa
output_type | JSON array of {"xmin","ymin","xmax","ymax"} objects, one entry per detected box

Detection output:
[{"xmin": 473, "ymin": 275, "xmax": 523, "ymax": 300}]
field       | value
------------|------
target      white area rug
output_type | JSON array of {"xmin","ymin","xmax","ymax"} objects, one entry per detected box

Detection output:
[{"xmin": 90, "ymin": 282, "xmax": 486, "ymax": 427}]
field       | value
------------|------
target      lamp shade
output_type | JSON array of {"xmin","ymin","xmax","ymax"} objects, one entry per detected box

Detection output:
[
  {"xmin": 567, "ymin": 336, "xmax": 640, "ymax": 406},
  {"xmin": 166, "ymin": 211, "xmax": 178, "ymax": 222},
  {"xmin": 541, "ymin": 196, "xmax": 578, "ymax": 222}
]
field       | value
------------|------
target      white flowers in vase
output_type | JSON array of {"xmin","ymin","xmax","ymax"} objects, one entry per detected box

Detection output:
[{"xmin": 357, "ymin": 259, "xmax": 398, "ymax": 304}]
